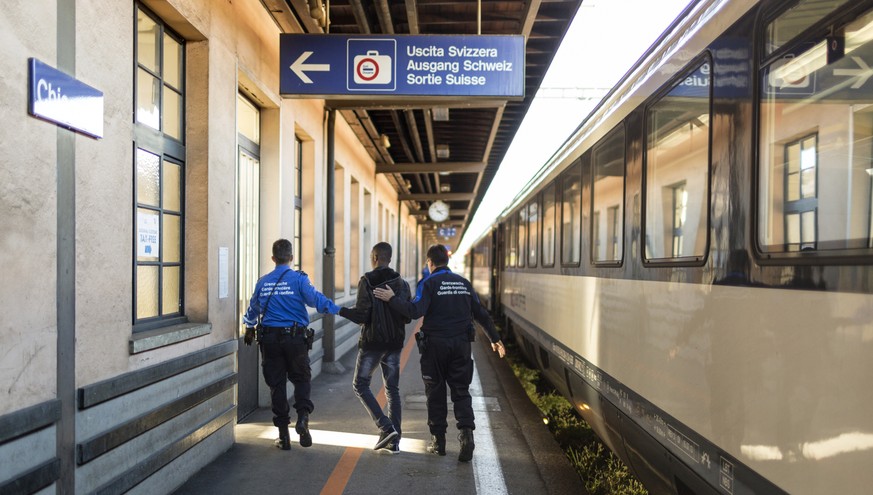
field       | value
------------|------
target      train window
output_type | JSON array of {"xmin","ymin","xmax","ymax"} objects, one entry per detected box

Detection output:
[
  {"xmin": 759, "ymin": 7, "xmax": 873, "ymax": 253},
  {"xmin": 765, "ymin": 0, "xmax": 850, "ymax": 57},
  {"xmin": 503, "ymin": 222, "xmax": 511, "ymax": 268},
  {"xmin": 592, "ymin": 125, "xmax": 626, "ymax": 264},
  {"xmin": 592, "ymin": 211, "xmax": 600, "ymax": 259},
  {"xmin": 508, "ymin": 214, "xmax": 517, "ymax": 267},
  {"xmin": 644, "ymin": 58, "xmax": 711, "ymax": 262},
  {"xmin": 561, "ymin": 161, "xmax": 583, "ymax": 266},
  {"xmin": 528, "ymin": 199, "xmax": 538, "ymax": 267},
  {"xmin": 518, "ymin": 208, "xmax": 526, "ymax": 268},
  {"xmin": 542, "ymin": 182, "xmax": 556, "ymax": 266}
]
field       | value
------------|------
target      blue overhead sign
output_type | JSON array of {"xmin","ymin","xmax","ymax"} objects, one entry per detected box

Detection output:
[
  {"xmin": 280, "ymin": 34, "xmax": 524, "ymax": 98},
  {"xmin": 28, "ymin": 58, "xmax": 103, "ymax": 138}
]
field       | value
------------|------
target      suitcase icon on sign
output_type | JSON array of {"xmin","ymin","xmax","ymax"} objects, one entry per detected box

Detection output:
[{"xmin": 354, "ymin": 51, "xmax": 392, "ymax": 84}]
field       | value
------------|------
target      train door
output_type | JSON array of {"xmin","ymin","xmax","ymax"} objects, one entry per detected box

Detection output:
[{"xmin": 237, "ymin": 94, "xmax": 260, "ymax": 420}]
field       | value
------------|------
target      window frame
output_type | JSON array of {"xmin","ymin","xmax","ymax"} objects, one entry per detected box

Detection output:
[
  {"xmin": 560, "ymin": 159, "xmax": 583, "ymax": 267},
  {"xmin": 134, "ymin": 5, "xmax": 186, "ymax": 143},
  {"xmin": 517, "ymin": 207, "xmax": 526, "ymax": 268},
  {"xmin": 641, "ymin": 53, "xmax": 713, "ymax": 267},
  {"xmin": 540, "ymin": 181, "xmax": 557, "ymax": 267},
  {"xmin": 760, "ymin": 0, "xmax": 859, "ymax": 64},
  {"xmin": 754, "ymin": 0, "xmax": 873, "ymax": 264},
  {"xmin": 590, "ymin": 123, "xmax": 627, "ymax": 267},
  {"xmin": 508, "ymin": 213, "xmax": 518, "ymax": 267},
  {"xmin": 132, "ymin": 3, "xmax": 187, "ymax": 332},
  {"xmin": 236, "ymin": 93, "xmax": 261, "ymax": 337},
  {"xmin": 782, "ymin": 134, "xmax": 819, "ymax": 251},
  {"xmin": 293, "ymin": 136, "xmax": 303, "ymax": 271},
  {"xmin": 527, "ymin": 197, "xmax": 539, "ymax": 268},
  {"xmin": 670, "ymin": 181, "xmax": 688, "ymax": 257},
  {"xmin": 608, "ymin": 205, "xmax": 620, "ymax": 261}
]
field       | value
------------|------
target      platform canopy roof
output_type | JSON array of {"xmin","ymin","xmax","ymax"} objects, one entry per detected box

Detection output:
[{"xmin": 262, "ymin": 0, "xmax": 583, "ymax": 246}]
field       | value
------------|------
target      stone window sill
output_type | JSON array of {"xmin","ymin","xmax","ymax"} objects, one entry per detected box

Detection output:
[{"xmin": 129, "ymin": 322, "xmax": 212, "ymax": 354}]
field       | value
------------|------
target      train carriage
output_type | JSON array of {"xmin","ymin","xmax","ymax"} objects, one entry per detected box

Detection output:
[
  {"xmin": 468, "ymin": 0, "xmax": 873, "ymax": 493},
  {"xmin": 468, "ymin": 227, "xmax": 497, "ymax": 311}
]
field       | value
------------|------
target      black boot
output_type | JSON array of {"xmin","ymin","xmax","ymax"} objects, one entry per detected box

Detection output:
[
  {"xmin": 296, "ymin": 413, "xmax": 312, "ymax": 447},
  {"xmin": 275, "ymin": 426, "xmax": 291, "ymax": 450},
  {"xmin": 458, "ymin": 428, "xmax": 474, "ymax": 462},
  {"xmin": 427, "ymin": 434, "xmax": 446, "ymax": 456}
]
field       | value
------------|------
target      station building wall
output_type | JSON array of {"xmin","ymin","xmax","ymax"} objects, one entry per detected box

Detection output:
[{"xmin": 0, "ymin": 0, "xmax": 418, "ymax": 492}]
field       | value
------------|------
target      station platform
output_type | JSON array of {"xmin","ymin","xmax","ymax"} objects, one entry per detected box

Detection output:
[{"xmin": 174, "ymin": 320, "xmax": 586, "ymax": 494}]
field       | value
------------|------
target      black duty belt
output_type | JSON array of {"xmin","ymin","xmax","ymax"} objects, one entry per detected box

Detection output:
[
  {"xmin": 420, "ymin": 329, "xmax": 468, "ymax": 339},
  {"xmin": 262, "ymin": 325, "xmax": 308, "ymax": 336}
]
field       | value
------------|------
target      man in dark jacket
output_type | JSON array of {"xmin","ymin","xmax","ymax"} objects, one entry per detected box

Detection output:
[
  {"xmin": 373, "ymin": 244, "xmax": 505, "ymax": 462},
  {"xmin": 339, "ymin": 242, "xmax": 411, "ymax": 454}
]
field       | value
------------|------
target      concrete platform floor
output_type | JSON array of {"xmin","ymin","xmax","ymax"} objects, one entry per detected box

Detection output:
[{"xmin": 174, "ymin": 320, "xmax": 586, "ymax": 494}]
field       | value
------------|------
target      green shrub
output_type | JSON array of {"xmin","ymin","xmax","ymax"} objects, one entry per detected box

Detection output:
[{"xmin": 505, "ymin": 346, "xmax": 648, "ymax": 495}]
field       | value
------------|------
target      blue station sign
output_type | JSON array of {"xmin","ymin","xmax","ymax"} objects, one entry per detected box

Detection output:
[
  {"xmin": 280, "ymin": 34, "xmax": 524, "ymax": 98},
  {"xmin": 28, "ymin": 58, "xmax": 103, "ymax": 138},
  {"xmin": 438, "ymin": 227, "xmax": 457, "ymax": 237}
]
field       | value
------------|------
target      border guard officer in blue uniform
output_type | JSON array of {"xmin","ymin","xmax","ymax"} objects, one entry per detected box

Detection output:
[
  {"xmin": 374, "ymin": 243, "xmax": 505, "ymax": 462},
  {"xmin": 244, "ymin": 239, "xmax": 341, "ymax": 450}
]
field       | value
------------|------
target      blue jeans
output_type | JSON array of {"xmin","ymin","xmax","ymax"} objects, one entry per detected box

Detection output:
[{"xmin": 353, "ymin": 347, "xmax": 402, "ymax": 436}]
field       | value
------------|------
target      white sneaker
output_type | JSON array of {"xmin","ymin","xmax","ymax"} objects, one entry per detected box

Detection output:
[
  {"xmin": 374, "ymin": 428, "xmax": 399, "ymax": 450},
  {"xmin": 377, "ymin": 439, "xmax": 400, "ymax": 455}
]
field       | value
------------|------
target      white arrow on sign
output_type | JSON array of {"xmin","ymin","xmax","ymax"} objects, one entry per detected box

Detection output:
[
  {"xmin": 290, "ymin": 51, "xmax": 330, "ymax": 84},
  {"xmin": 834, "ymin": 56, "xmax": 872, "ymax": 89}
]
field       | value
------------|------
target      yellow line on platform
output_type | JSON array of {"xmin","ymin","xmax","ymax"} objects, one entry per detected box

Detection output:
[{"xmin": 319, "ymin": 319, "xmax": 422, "ymax": 495}]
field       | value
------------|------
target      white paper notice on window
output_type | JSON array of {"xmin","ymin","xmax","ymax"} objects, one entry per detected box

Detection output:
[
  {"xmin": 218, "ymin": 247, "xmax": 229, "ymax": 299},
  {"xmin": 137, "ymin": 211, "xmax": 160, "ymax": 259}
]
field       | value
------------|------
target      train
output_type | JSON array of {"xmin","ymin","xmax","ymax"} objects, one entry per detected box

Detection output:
[{"xmin": 465, "ymin": 0, "xmax": 873, "ymax": 493}]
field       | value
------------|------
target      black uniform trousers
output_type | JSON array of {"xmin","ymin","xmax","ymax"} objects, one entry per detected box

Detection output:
[
  {"xmin": 419, "ymin": 334, "xmax": 474, "ymax": 435},
  {"xmin": 260, "ymin": 330, "xmax": 313, "ymax": 428}
]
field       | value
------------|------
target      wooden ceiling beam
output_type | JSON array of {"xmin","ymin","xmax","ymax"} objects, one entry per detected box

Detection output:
[
  {"xmin": 348, "ymin": 0, "xmax": 372, "ymax": 33},
  {"xmin": 405, "ymin": 110, "xmax": 426, "ymax": 163},
  {"xmin": 377, "ymin": 162, "xmax": 485, "ymax": 174},
  {"xmin": 405, "ymin": 0, "xmax": 420, "ymax": 34},
  {"xmin": 260, "ymin": 0, "xmax": 305, "ymax": 33},
  {"xmin": 399, "ymin": 192, "xmax": 474, "ymax": 201},
  {"xmin": 410, "ymin": 208, "xmax": 468, "ymax": 216},
  {"xmin": 285, "ymin": 0, "xmax": 324, "ymax": 33}
]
